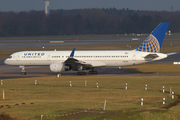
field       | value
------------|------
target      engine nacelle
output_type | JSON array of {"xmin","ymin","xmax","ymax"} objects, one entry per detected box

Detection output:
[{"xmin": 50, "ymin": 63, "xmax": 70, "ymax": 72}]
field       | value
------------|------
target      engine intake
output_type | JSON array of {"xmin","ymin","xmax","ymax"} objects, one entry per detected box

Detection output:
[{"xmin": 50, "ymin": 63, "xmax": 70, "ymax": 72}]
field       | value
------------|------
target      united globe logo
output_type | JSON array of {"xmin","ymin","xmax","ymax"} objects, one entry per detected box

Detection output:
[{"xmin": 136, "ymin": 34, "xmax": 160, "ymax": 53}]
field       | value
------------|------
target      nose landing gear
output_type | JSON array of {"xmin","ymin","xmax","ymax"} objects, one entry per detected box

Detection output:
[{"xmin": 19, "ymin": 66, "xmax": 26, "ymax": 75}]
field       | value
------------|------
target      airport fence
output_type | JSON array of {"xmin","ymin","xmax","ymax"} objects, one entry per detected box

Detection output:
[
  {"xmin": 40, "ymin": 95, "xmax": 173, "ymax": 120},
  {"xmin": 41, "ymin": 101, "xmax": 104, "ymax": 120},
  {"xmin": 1, "ymin": 79, "xmax": 175, "ymax": 94}
]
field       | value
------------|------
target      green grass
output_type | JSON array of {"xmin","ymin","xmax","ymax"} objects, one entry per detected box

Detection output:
[
  {"xmin": 1, "ymin": 75, "xmax": 180, "ymax": 119},
  {"xmin": 123, "ymin": 63, "xmax": 180, "ymax": 74}
]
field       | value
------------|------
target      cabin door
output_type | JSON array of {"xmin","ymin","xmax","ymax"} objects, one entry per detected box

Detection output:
[{"xmin": 16, "ymin": 54, "xmax": 20, "ymax": 61}]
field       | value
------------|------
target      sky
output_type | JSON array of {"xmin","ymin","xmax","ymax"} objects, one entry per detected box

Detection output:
[{"xmin": 0, "ymin": 0, "xmax": 179, "ymax": 12}]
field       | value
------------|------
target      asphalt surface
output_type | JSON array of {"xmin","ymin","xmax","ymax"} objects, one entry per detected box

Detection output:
[
  {"xmin": 1, "ymin": 39, "xmax": 180, "ymax": 50},
  {"xmin": 0, "ymin": 40, "xmax": 180, "ymax": 79},
  {"xmin": 0, "ymin": 52, "xmax": 180, "ymax": 79},
  {"xmin": 1, "ymin": 64, "xmax": 180, "ymax": 79},
  {"xmin": 0, "ymin": 39, "xmax": 143, "ymax": 49}
]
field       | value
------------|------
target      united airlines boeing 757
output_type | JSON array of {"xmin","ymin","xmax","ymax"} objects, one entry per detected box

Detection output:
[{"xmin": 5, "ymin": 23, "xmax": 171, "ymax": 75}]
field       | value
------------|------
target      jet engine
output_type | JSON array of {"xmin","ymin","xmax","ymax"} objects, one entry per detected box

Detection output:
[{"xmin": 50, "ymin": 63, "xmax": 70, "ymax": 72}]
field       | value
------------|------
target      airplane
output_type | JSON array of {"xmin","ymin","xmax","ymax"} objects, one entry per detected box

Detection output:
[{"xmin": 4, "ymin": 22, "xmax": 172, "ymax": 75}]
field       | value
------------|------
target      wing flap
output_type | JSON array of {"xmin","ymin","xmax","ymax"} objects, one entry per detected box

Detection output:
[
  {"xmin": 83, "ymin": 61, "xmax": 106, "ymax": 67},
  {"xmin": 65, "ymin": 58, "xmax": 106, "ymax": 67}
]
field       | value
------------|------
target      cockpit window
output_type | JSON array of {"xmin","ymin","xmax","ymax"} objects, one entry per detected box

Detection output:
[{"xmin": 8, "ymin": 56, "xmax": 12, "ymax": 59}]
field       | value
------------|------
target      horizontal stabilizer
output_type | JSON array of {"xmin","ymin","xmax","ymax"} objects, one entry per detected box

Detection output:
[
  {"xmin": 143, "ymin": 54, "xmax": 159, "ymax": 60},
  {"xmin": 166, "ymin": 52, "xmax": 177, "ymax": 56}
]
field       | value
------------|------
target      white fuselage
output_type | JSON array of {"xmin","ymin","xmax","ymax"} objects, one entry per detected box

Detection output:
[{"xmin": 4, "ymin": 50, "xmax": 167, "ymax": 67}]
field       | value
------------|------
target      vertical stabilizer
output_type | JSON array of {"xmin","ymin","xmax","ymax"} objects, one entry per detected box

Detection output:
[{"xmin": 135, "ymin": 22, "xmax": 169, "ymax": 53}]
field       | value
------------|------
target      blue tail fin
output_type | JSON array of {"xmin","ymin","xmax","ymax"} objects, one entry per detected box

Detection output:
[{"xmin": 135, "ymin": 22, "xmax": 169, "ymax": 53}]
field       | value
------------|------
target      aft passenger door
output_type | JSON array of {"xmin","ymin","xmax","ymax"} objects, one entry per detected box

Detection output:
[{"xmin": 132, "ymin": 52, "xmax": 136, "ymax": 61}]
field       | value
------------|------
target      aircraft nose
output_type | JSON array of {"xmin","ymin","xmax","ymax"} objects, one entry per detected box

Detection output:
[{"xmin": 4, "ymin": 59, "xmax": 9, "ymax": 65}]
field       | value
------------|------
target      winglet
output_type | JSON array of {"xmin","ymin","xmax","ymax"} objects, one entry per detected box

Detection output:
[{"xmin": 70, "ymin": 48, "xmax": 75, "ymax": 57}]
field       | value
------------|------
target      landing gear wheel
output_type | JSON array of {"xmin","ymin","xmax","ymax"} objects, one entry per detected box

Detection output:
[
  {"xmin": 89, "ymin": 71, "xmax": 98, "ymax": 74},
  {"xmin": 89, "ymin": 68, "xmax": 98, "ymax": 75},
  {"xmin": 82, "ymin": 72, "xmax": 86, "ymax": 75}
]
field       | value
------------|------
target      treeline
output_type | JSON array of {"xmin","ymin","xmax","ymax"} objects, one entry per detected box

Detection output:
[{"xmin": 0, "ymin": 8, "xmax": 180, "ymax": 37}]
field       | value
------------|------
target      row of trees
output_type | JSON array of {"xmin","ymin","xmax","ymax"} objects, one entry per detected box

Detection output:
[{"xmin": 0, "ymin": 8, "xmax": 180, "ymax": 37}]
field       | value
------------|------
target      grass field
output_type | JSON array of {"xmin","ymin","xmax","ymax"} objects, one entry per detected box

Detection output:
[
  {"xmin": 123, "ymin": 63, "xmax": 180, "ymax": 74},
  {"xmin": 1, "ymin": 75, "xmax": 180, "ymax": 120}
]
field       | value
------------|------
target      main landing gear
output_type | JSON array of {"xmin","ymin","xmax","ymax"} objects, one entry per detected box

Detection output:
[
  {"xmin": 76, "ymin": 65, "xmax": 98, "ymax": 75},
  {"xmin": 19, "ymin": 66, "xmax": 26, "ymax": 75},
  {"xmin": 89, "ymin": 68, "xmax": 98, "ymax": 74},
  {"xmin": 76, "ymin": 64, "xmax": 86, "ymax": 75}
]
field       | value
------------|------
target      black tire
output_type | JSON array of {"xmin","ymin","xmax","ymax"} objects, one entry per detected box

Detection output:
[
  {"xmin": 89, "ymin": 71, "xmax": 93, "ymax": 74},
  {"xmin": 93, "ymin": 71, "xmax": 98, "ymax": 74}
]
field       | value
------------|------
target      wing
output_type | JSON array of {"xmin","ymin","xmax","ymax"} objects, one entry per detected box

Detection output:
[
  {"xmin": 64, "ymin": 48, "xmax": 106, "ymax": 71},
  {"xmin": 65, "ymin": 57, "xmax": 92, "ymax": 70}
]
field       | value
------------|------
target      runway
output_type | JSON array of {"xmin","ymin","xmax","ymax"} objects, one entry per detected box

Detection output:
[
  {"xmin": 1, "ymin": 39, "xmax": 180, "ymax": 49},
  {"xmin": 0, "ymin": 52, "xmax": 180, "ymax": 79},
  {"xmin": 1, "ymin": 62, "xmax": 180, "ymax": 79},
  {"xmin": 0, "ymin": 39, "xmax": 143, "ymax": 49},
  {"xmin": 0, "ymin": 40, "xmax": 180, "ymax": 79}
]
